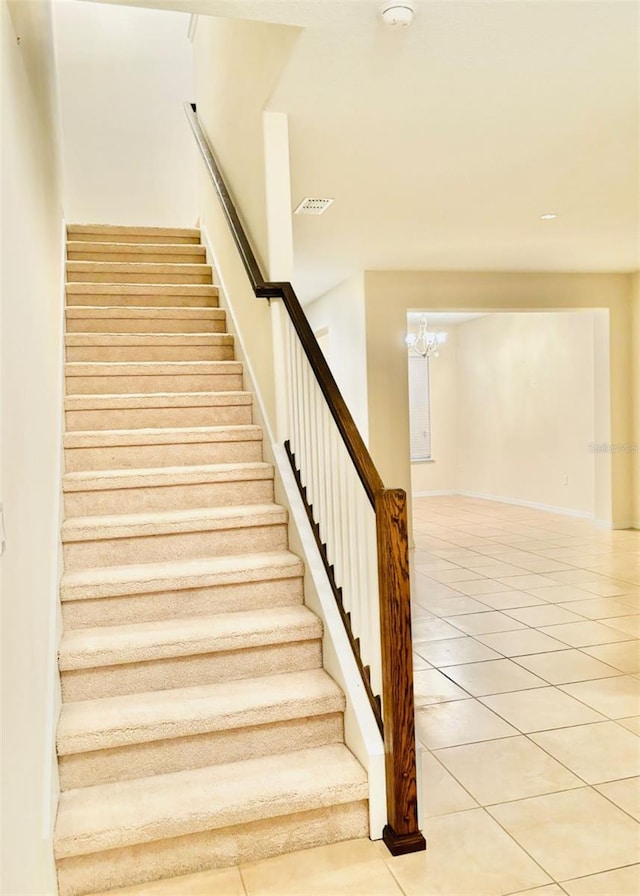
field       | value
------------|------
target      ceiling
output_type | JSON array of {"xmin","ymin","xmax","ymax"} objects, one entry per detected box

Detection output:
[{"xmin": 83, "ymin": 0, "xmax": 639, "ymax": 302}]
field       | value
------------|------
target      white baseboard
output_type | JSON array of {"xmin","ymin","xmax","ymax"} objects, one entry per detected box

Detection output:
[{"xmin": 415, "ymin": 488, "xmax": 596, "ymax": 520}]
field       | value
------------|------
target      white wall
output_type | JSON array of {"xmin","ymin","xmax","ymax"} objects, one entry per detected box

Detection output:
[
  {"xmin": 1, "ymin": 1, "xmax": 64, "ymax": 892},
  {"xmin": 54, "ymin": 0, "xmax": 197, "ymax": 227},
  {"xmin": 411, "ymin": 313, "xmax": 596, "ymax": 515},
  {"xmin": 458, "ymin": 312, "xmax": 595, "ymax": 515},
  {"xmin": 305, "ymin": 274, "xmax": 369, "ymax": 441}
]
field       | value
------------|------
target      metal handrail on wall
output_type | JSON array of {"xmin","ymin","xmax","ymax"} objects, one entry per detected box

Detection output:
[{"xmin": 184, "ymin": 102, "xmax": 425, "ymax": 856}]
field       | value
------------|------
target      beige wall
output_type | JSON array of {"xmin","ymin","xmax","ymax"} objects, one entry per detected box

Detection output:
[
  {"xmin": 305, "ymin": 274, "xmax": 369, "ymax": 440},
  {"xmin": 366, "ymin": 271, "xmax": 635, "ymax": 528},
  {"xmin": 193, "ymin": 15, "xmax": 300, "ymax": 276},
  {"xmin": 410, "ymin": 325, "xmax": 459, "ymax": 495},
  {"xmin": 1, "ymin": 1, "xmax": 64, "ymax": 892},
  {"xmin": 54, "ymin": 1, "xmax": 197, "ymax": 227},
  {"xmin": 456, "ymin": 312, "xmax": 595, "ymax": 514}
]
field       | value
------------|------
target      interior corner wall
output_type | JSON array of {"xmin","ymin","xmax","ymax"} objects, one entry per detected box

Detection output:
[
  {"xmin": 632, "ymin": 271, "xmax": 640, "ymax": 528},
  {"xmin": 365, "ymin": 271, "xmax": 634, "ymax": 529},
  {"xmin": 192, "ymin": 15, "xmax": 301, "ymax": 276},
  {"xmin": 410, "ymin": 325, "xmax": 459, "ymax": 495},
  {"xmin": 1, "ymin": 1, "xmax": 64, "ymax": 892},
  {"xmin": 53, "ymin": 0, "xmax": 198, "ymax": 226},
  {"xmin": 456, "ymin": 312, "xmax": 595, "ymax": 515},
  {"xmin": 305, "ymin": 274, "xmax": 369, "ymax": 441}
]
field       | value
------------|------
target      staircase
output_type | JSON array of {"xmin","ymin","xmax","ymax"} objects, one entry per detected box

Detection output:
[{"xmin": 54, "ymin": 225, "xmax": 369, "ymax": 896}]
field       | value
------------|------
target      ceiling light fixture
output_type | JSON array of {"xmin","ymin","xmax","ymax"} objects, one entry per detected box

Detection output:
[
  {"xmin": 540, "ymin": 213, "xmax": 558, "ymax": 220},
  {"xmin": 405, "ymin": 315, "xmax": 447, "ymax": 358},
  {"xmin": 380, "ymin": 1, "xmax": 415, "ymax": 28}
]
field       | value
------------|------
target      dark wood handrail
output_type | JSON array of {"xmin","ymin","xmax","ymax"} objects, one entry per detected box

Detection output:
[
  {"xmin": 184, "ymin": 103, "xmax": 383, "ymax": 505},
  {"xmin": 184, "ymin": 101, "xmax": 425, "ymax": 857}
]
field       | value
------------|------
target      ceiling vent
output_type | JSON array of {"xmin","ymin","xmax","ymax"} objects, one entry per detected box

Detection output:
[{"xmin": 294, "ymin": 197, "xmax": 334, "ymax": 216}]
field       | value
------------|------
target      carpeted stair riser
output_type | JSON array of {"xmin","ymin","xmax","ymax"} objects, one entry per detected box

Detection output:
[
  {"xmin": 65, "ymin": 308, "xmax": 226, "ymax": 334},
  {"xmin": 64, "ymin": 441, "xmax": 262, "ymax": 473},
  {"xmin": 63, "ymin": 477, "xmax": 272, "ymax": 516},
  {"xmin": 65, "ymin": 361, "xmax": 243, "ymax": 395},
  {"xmin": 67, "ymin": 262, "xmax": 212, "ymax": 285},
  {"xmin": 59, "ymin": 712, "xmax": 344, "ymax": 791},
  {"xmin": 57, "ymin": 800, "xmax": 368, "ymax": 896},
  {"xmin": 62, "ymin": 576, "xmax": 303, "ymax": 629},
  {"xmin": 61, "ymin": 639, "xmax": 323, "ymax": 702},
  {"xmin": 66, "ymin": 285, "xmax": 219, "ymax": 308},
  {"xmin": 65, "ymin": 404, "xmax": 252, "ymax": 432},
  {"xmin": 65, "ymin": 335, "xmax": 234, "ymax": 363},
  {"xmin": 66, "ymin": 225, "xmax": 201, "ymax": 245},
  {"xmin": 63, "ymin": 519, "xmax": 288, "ymax": 569},
  {"xmin": 67, "ymin": 242, "xmax": 207, "ymax": 265}
]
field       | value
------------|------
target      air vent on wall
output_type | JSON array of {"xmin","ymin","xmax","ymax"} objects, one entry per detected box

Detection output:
[{"xmin": 294, "ymin": 197, "xmax": 334, "ymax": 216}]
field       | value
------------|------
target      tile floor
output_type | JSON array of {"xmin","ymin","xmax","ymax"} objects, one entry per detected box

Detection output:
[{"xmin": 93, "ymin": 497, "xmax": 640, "ymax": 896}]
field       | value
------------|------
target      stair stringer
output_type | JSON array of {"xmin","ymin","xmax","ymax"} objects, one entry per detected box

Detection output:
[{"xmin": 200, "ymin": 224, "xmax": 386, "ymax": 840}]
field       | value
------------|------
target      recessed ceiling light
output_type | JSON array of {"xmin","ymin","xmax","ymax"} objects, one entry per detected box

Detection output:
[
  {"xmin": 380, "ymin": 2, "xmax": 415, "ymax": 28},
  {"xmin": 540, "ymin": 213, "xmax": 558, "ymax": 220}
]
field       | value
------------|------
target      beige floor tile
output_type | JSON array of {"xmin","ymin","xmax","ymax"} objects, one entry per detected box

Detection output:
[
  {"xmin": 420, "ymin": 595, "xmax": 493, "ymax": 617},
  {"xmin": 618, "ymin": 716, "xmax": 640, "ymax": 735},
  {"xmin": 446, "ymin": 611, "xmax": 528, "ymax": 636},
  {"xmin": 582, "ymin": 641, "xmax": 640, "ymax": 673},
  {"xmin": 578, "ymin": 580, "xmax": 637, "ymax": 597},
  {"xmin": 430, "ymin": 568, "xmax": 488, "ymax": 584},
  {"xmin": 241, "ymin": 838, "xmax": 403, "ymax": 896},
  {"xmin": 434, "ymin": 735, "xmax": 582, "ymax": 805},
  {"xmin": 603, "ymin": 616, "xmax": 640, "ymax": 638},
  {"xmin": 471, "ymin": 590, "xmax": 548, "ymax": 610},
  {"xmin": 547, "ymin": 570, "xmax": 607, "ymax": 586},
  {"xmin": 412, "ymin": 617, "xmax": 466, "ymax": 642},
  {"xmin": 454, "ymin": 578, "xmax": 519, "ymax": 596},
  {"xmin": 558, "ymin": 598, "xmax": 640, "ymax": 620},
  {"xmin": 413, "ymin": 652, "xmax": 433, "ymax": 670},
  {"xmin": 526, "ymin": 585, "xmax": 599, "ymax": 603},
  {"xmin": 414, "ymin": 636, "xmax": 502, "ymax": 667},
  {"xmin": 530, "ymin": 721, "xmax": 640, "ymax": 784},
  {"xmin": 480, "ymin": 687, "xmax": 605, "ymax": 732},
  {"xmin": 88, "ymin": 866, "xmax": 246, "ymax": 896},
  {"xmin": 498, "ymin": 575, "xmax": 559, "ymax": 590},
  {"xmin": 509, "ymin": 887, "xmax": 567, "ymax": 896},
  {"xmin": 538, "ymin": 621, "xmax": 632, "ymax": 648},
  {"xmin": 596, "ymin": 777, "xmax": 640, "ymax": 821},
  {"xmin": 476, "ymin": 629, "xmax": 569, "ymax": 657},
  {"xmin": 420, "ymin": 750, "xmax": 479, "ymax": 818},
  {"xmin": 416, "ymin": 698, "xmax": 518, "ymax": 749},
  {"xmin": 560, "ymin": 676, "xmax": 640, "ymax": 719},
  {"xmin": 488, "ymin": 788, "xmax": 640, "ymax": 881},
  {"xmin": 506, "ymin": 605, "xmax": 586, "ymax": 627},
  {"xmin": 415, "ymin": 559, "xmax": 458, "ymax": 572},
  {"xmin": 413, "ymin": 668, "xmax": 470, "ymax": 705},
  {"xmin": 562, "ymin": 865, "xmax": 640, "ymax": 896},
  {"xmin": 514, "ymin": 649, "xmax": 622, "ymax": 684},
  {"xmin": 380, "ymin": 808, "xmax": 551, "ymax": 895},
  {"xmin": 444, "ymin": 659, "xmax": 547, "ymax": 696},
  {"xmin": 465, "ymin": 563, "xmax": 530, "ymax": 577}
]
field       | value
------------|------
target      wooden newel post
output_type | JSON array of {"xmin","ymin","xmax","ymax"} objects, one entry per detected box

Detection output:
[{"xmin": 375, "ymin": 488, "xmax": 427, "ymax": 856}]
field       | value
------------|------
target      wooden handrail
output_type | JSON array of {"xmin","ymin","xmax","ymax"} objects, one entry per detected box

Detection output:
[{"xmin": 184, "ymin": 101, "xmax": 425, "ymax": 856}]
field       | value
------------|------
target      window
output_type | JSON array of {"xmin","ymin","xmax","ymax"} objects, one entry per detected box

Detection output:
[{"xmin": 408, "ymin": 354, "xmax": 432, "ymax": 461}]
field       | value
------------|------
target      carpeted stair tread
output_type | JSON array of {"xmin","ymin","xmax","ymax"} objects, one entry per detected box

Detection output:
[
  {"xmin": 65, "ymin": 360, "xmax": 241, "ymax": 376},
  {"xmin": 64, "ymin": 424, "xmax": 261, "ymax": 448},
  {"xmin": 58, "ymin": 605, "xmax": 322, "ymax": 671},
  {"xmin": 57, "ymin": 669, "xmax": 343, "ymax": 755},
  {"xmin": 61, "ymin": 503, "xmax": 286, "ymax": 543},
  {"xmin": 63, "ymin": 461, "xmax": 271, "ymax": 491},
  {"xmin": 67, "ymin": 225, "xmax": 201, "ymax": 241},
  {"xmin": 65, "ymin": 306, "xmax": 225, "ymax": 319},
  {"xmin": 65, "ymin": 334, "xmax": 233, "ymax": 346},
  {"xmin": 60, "ymin": 549, "xmax": 302, "ymax": 601},
  {"xmin": 54, "ymin": 743, "xmax": 367, "ymax": 859}
]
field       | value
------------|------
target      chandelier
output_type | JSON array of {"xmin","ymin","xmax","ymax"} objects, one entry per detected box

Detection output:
[{"xmin": 405, "ymin": 315, "xmax": 447, "ymax": 358}]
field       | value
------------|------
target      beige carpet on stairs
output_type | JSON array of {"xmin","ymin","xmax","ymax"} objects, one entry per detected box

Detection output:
[{"xmin": 54, "ymin": 224, "xmax": 369, "ymax": 896}]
